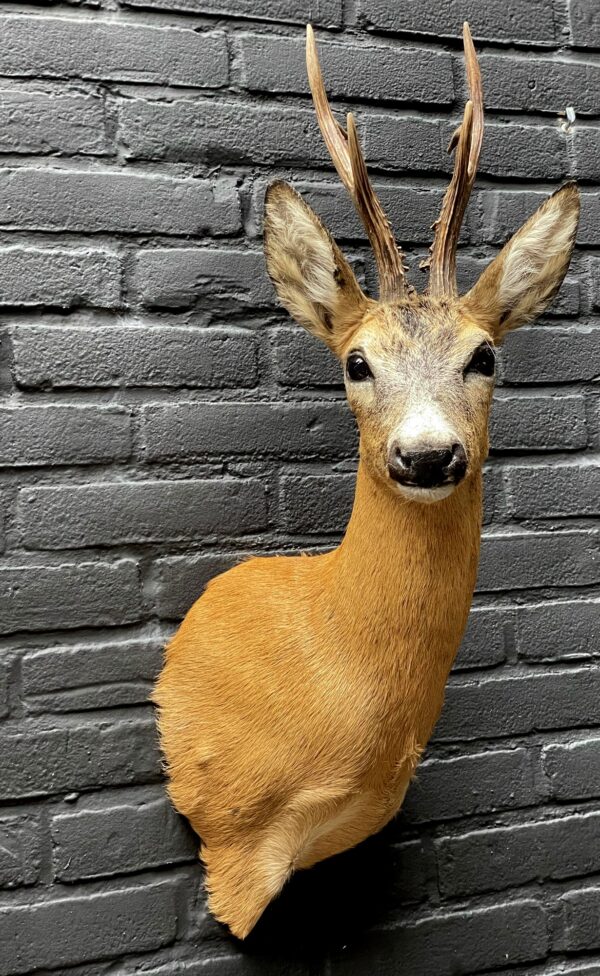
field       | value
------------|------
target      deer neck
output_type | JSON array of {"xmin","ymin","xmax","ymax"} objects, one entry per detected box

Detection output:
[{"xmin": 327, "ymin": 458, "xmax": 482, "ymax": 672}]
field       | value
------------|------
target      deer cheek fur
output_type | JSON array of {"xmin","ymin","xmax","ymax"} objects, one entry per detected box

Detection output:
[{"xmin": 153, "ymin": 23, "xmax": 580, "ymax": 940}]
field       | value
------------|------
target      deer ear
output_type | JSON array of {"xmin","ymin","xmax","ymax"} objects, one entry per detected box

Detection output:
[
  {"xmin": 461, "ymin": 182, "xmax": 580, "ymax": 341},
  {"xmin": 264, "ymin": 181, "xmax": 368, "ymax": 354}
]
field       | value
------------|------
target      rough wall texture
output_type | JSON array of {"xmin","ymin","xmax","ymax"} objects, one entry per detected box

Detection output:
[{"xmin": 0, "ymin": 0, "xmax": 599, "ymax": 974}]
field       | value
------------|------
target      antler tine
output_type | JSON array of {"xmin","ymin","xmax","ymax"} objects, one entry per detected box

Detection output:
[
  {"xmin": 463, "ymin": 21, "xmax": 484, "ymax": 181},
  {"xmin": 426, "ymin": 22, "xmax": 484, "ymax": 297},
  {"xmin": 306, "ymin": 24, "xmax": 407, "ymax": 301}
]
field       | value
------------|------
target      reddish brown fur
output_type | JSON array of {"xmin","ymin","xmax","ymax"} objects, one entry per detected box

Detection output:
[
  {"xmin": 153, "ymin": 38, "xmax": 580, "ymax": 940},
  {"xmin": 155, "ymin": 452, "xmax": 481, "ymax": 937}
]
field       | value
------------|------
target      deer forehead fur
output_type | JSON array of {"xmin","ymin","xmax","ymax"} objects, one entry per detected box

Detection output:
[{"xmin": 153, "ymin": 23, "xmax": 580, "ymax": 940}]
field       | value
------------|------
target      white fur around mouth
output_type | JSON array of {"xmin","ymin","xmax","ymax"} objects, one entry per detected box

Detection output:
[{"xmin": 391, "ymin": 482, "xmax": 457, "ymax": 503}]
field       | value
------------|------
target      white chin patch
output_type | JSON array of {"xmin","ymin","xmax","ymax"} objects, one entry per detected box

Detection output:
[{"xmin": 391, "ymin": 482, "xmax": 456, "ymax": 504}]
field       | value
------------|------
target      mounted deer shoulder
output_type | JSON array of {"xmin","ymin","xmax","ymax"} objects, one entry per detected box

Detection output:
[{"xmin": 153, "ymin": 22, "xmax": 579, "ymax": 940}]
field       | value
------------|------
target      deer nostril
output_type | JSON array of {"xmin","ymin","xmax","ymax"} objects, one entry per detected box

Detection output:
[
  {"xmin": 399, "ymin": 449, "xmax": 452, "ymax": 471},
  {"xmin": 449, "ymin": 442, "xmax": 468, "ymax": 478},
  {"xmin": 389, "ymin": 442, "xmax": 468, "ymax": 490}
]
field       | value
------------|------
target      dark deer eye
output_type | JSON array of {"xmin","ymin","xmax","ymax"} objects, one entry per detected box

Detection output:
[
  {"xmin": 465, "ymin": 342, "xmax": 495, "ymax": 378},
  {"xmin": 346, "ymin": 353, "xmax": 373, "ymax": 382}
]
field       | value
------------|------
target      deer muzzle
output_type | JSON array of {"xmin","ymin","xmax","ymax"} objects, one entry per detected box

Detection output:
[{"xmin": 388, "ymin": 442, "xmax": 467, "ymax": 490}]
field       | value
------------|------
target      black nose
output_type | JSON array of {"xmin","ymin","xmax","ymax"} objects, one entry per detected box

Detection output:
[{"xmin": 388, "ymin": 443, "xmax": 467, "ymax": 489}]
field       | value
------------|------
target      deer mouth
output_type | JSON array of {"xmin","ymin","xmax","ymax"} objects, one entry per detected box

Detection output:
[
  {"xmin": 388, "ymin": 467, "xmax": 457, "ymax": 490},
  {"xmin": 390, "ymin": 480, "xmax": 457, "ymax": 503}
]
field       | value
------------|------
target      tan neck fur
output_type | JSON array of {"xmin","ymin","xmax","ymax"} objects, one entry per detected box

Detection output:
[{"xmin": 322, "ymin": 457, "xmax": 482, "ymax": 737}]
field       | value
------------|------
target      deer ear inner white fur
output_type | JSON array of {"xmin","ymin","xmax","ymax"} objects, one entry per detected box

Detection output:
[
  {"xmin": 462, "ymin": 182, "xmax": 580, "ymax": 338},
  {"xmin": 264, "ymin": 181, "xmax": 368, "ymax": 352}
]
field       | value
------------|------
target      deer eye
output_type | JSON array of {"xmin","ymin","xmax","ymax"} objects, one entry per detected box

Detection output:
[
  {"xmin": 464, "ymin": 342, "xmax": 495, "ymax": 378},
  {"xmin": 346, "ymin": 353, "xmax": 373, "ymax": 382}
]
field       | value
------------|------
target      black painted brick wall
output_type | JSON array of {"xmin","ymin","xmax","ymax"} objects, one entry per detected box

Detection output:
[{"xmin": 0, "ymin": 1, "xmax": 599, "ymax": 974}]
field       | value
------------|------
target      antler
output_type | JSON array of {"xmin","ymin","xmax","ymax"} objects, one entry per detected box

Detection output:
[
  {"xmin": 425, "ymin": 22, "xmax": 484, "ymax": 297},
  {"xmin": 306, "ymin": 24, "xmax": 408, "ymax": 302}
]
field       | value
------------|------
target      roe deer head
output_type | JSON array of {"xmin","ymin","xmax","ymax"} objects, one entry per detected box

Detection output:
[
  {"xmin": 153, "ymin": 23, "xmax": 580, "ymax": 940},
  {"xmin": 265, "ymin": 24, "xmax": 579, "ymax": 505}
]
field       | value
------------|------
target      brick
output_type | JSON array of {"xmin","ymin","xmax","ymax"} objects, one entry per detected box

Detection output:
[
  {"xmin": 437, "ymin": 812, "xmax": 600, "ymax": 898},
  {"xmin": 0, "ymin": 816, "xmax": 40, "ymax": 889},
  {"xmin": 51, "ymin": 796, "xmax": 195, "ymax": 881},
  {"xmin": 478, "ymin": 188, "xmax": 599, "ymax": 250},
  {"xmin": 0, "ymin": 405, "xmax": 131, "ymax": 466},
  {"xmin": 482, "ymin": 463, "xmax": 503, "ymax": 526},
  {"xmin": 479, "ymin": 123, "xmax": 569, "ymax": 181},
  {"xmin": 140, "ymin": 402, "xmax": 358, "ymax": 463},
  {"xmin": 480, "ymin": 54, "xmax": 600, "ymax": 115},
  {"xmin": 453, "ymin": 606, "xmax": 509, "ymax": 670},
  {"xmin": 0, "ymin": 661, "xmax": 8, "ymax": 719},
  {"xmin": 578, "ymin": 191, "xmax": 600, "ymax": 244},
  {"xmin": 329, "ymin": 900, "xmax": 548, "ymax": 975},
  {"xmin": 477, "ymin": 530, "xmax": 600, "ymax": 592},
  {"xmin": 0, "ymin": 715, "xmax": 160, "ymax": 800},
  {"xmin": 115, "ymin": 960, "xmax": 311, "ymax": 976},
  {"xmin": 388, "ymin": 840, "xmax": 433, "ymax": 904},
  {"xmin": 153, "ymin": 552, "xmax": 240, "ymax": 619},
  {"xmin": 0, "ymin": 15, "xmax": 227, "ymax": 87},
  {"xmin": 592, "ymin": 258, "xmax": 600, "ymax": 308},
  {"xmin": 561, "ymin": 887, "xmax": 600, "ymax": 951},
  {"xmin": 573, "ymin": 128, "xmax": 600, "ymax": 181},
  {"xmin": 357, "ymin": 0, "xmax": 557, "ymax": 44},
  {"xmin": 569, "ymin": 0, "xmax": 600, "ymax": 47},
  {"xmin": 362, "ymin": 114, "xmax": 443, "ymax": 172},
  {"xmin": 0, "ymin": 559, "xmax": 142, "ymax": 635},
  {"xmin": 507, "ymin": 462, "xmax": 600, "ymax": 517},
  {"xmin": 592, "ymin": 399, "xmax": 600, "ymax": 448},
  {"xmin": 435, "ymin": 666, "xmax": 600, "ymax": 741},
  {"xmin": 475, "ymin": 189, "xmax": 539, "ymax": 244},
  {"xmin": 12, "ymin": 324, "xmax": 257, "ymax": 390},
  {"xmin": 476, "ymin": 189, "xmax": 563, "ymax": 244},
  {"xmin": 490, "ymin": 394, "xmax": 587, "ymax": 451},
  {"xmin": 0, "ymin": 246, "xmax": 122, "ymax": 308},
  {"xmin": 121, "ymin": 0, "xmax": 342, "ymax": 26},
  {"xmin": 239, "ymin": 34, "xmax": 454, "ymax": 105},
  {"xmin": 20, "ymin": 479, "xmax": 269, "ymax": 549},
  {"xmin": 404, "ymin": 748, "xmax": 535, "ymax": 823},
  {"xmin": 548, "ymin": 277, "xmax": 581, "ymax": 317},
  {"xmin": 364, "ymin": 115, "xmax": 569, "ymax": 180},
  {"xmin": 499, "ymin": 326, "xmax": 600, "ymax": 384},
  {"xmin": 0, "ymin": 502, "xmax": 6, "ymax": 556},
  {"xmin": 543, "ymin": 737, "xmax": 600, "ymax": 800},
  {"xmin": 272, "ymin": 328, "xmax": 341, "ymax": 388},
  {"xmin": 21, "ymin": 636, "xmax": 164, "ymax": 713},
  {"xmin": 0, "ymin": 882, "xmax": 177, "ymax": 974},
  {"xmin": 517, "ymin": 600, "xmax": 600, "ymax": 662},
  {"xmin": 0, "ymin": 3, "xmax": 597, "ymax": 967},
  {"xmin": 0, "ymin": 91, "xmax": 105, "ymax": 155},
  {"xmin": 133, "ymin": 248, "xmax": 272, "ymax": 310},
  {"xmin": 251, "ymin": 180, "xmax": 449, "ymax": 246},
  {"xmin": 514, "ymin": 963, "xmax": 600, "ymax": 976},
  {"xmin": 280, "ymin": 473, "xmax": 354, "ymax": 535},
  {"xmin": 120, "ymin": 98, "xmax": 330, "ymax": 167},
  {"xmin": 0, "ymin": 169, "xmax": 239, "ymax": 236}
]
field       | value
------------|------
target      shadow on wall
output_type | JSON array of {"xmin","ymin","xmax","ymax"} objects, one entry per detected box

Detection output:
[{"xmin": 180, "ymin": 820, "xmax": 402, "ymax": 969}]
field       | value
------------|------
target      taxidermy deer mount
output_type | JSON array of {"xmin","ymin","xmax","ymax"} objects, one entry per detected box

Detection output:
[{"xmin": 154, "ymin": 23, "xmax": 580, "ymax": 939}]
